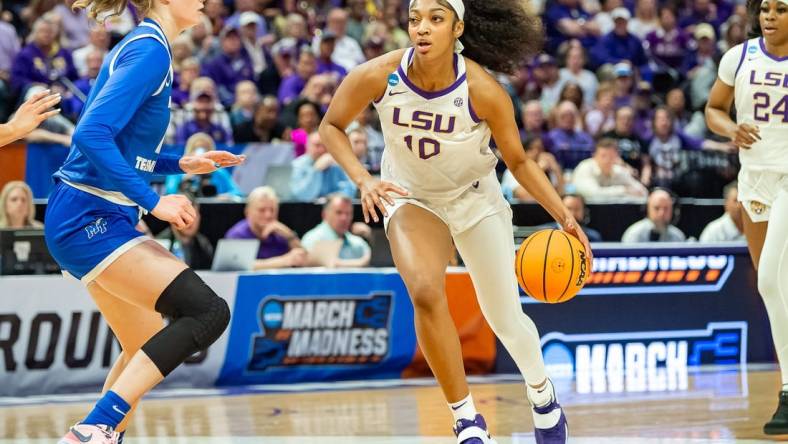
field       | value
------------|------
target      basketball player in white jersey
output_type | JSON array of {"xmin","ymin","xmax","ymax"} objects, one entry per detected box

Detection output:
[
  {"xmin": 319, "ymin": 0, "xmax": 592, "ymax": 442},
  {"xmin": 707, "ymin": 0, "xmax": 788, "ymax": 435}
]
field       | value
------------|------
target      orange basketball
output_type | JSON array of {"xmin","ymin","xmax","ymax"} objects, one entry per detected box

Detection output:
[{"xmin": 515, "ymin": 229, "xmax": 590, "ymax": 303}]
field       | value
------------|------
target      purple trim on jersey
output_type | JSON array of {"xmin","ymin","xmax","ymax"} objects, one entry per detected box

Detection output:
[
  {"xmin": 759, "ymin": 37, "xmax": 788, "ymax": 62},
  {"xmin": 397, "ymin": 67, "xmax": 467, "ymax": 99},
  {"xmin": 734, "ymin": 40, "xmax": 748, "ymax": 80},
  {"xmin": 468, "ymin": 98, "xmax": 481, "ymax": 123}
]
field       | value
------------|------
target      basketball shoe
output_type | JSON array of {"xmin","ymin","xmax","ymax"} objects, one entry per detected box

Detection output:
[
  {"xmin": 764, "ymin": 390, "xmax": 788, "ymax": 435},
  {"xmin": 453, "ymin": 414, "xmax": 497, "ymax": 444},
  {"xmin": 58, "ymin": 424, "xmax": 119, "ymax": 444},
  {"xmin": 527, "ymin": 380, "xmax": 568, "ymax": 444}
]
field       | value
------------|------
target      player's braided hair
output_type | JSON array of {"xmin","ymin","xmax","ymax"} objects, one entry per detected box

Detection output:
[
  {"xmin": 427, "ymin": 0, "xmax": 543, "ymax": 74},
  {"xmin": 747, "ymin": 0, "xmax": 764, "ymax": 38},
  {"xmin": 72, "ymin": 0, "xmax": 155, "ymax": 22}
]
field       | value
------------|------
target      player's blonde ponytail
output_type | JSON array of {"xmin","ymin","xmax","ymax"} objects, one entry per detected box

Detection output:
[{"xmin": 72, "ymin": 0, "xmax": 155, "ymax": 22}]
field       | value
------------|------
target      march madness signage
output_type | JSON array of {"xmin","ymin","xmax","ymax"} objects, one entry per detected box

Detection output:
[
  {"xmin": 217, "ymin": 271, "xmax": 417, "ymax": 385},
  {"xmin": 247, "ymin": 294, "xmax": 392, "ymax": 371}
]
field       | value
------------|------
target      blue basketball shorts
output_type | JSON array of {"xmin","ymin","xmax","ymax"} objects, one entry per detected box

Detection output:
[{"xmin": 44, "ymin": 181, "xmax": 149, "ymax": 283}]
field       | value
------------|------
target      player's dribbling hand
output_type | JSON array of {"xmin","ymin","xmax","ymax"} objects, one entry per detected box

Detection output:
[
  {"xmin": 358, "ymin": 177, "xmax": 409, "ymax": 223},
  {"xmin": 561, "ymin": 216, "xmax": 594, "ymax": 266},
  {"xmin": 179, "ymin": 151, "xmax": 246, "ymax": 174},
  {"xmin": 731, "ymin": 123, "xmax": 761, "ymax": 149},
  {"xmin": 151, "ymin": 194, "xmax": 197, "ymax": 230}
]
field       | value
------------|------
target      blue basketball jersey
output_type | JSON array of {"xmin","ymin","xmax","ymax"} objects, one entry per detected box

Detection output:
[{"xmin": 54, "ymin": 18, "xmax": 181, "ymax": 212}]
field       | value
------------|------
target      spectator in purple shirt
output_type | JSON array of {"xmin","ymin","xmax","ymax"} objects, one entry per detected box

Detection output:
[
  {"xmin": 172, "ymin": 57, "xmax": 201, "ymax": 108},
  {"xmin": 590, "ymin": 7, "xmax": 649, "ymax": 74},
  {"xmin": 201, "ymin": 26, "xmax": 255, "ymax": 107},
  {"xmin": 278, "ymin": 49, "xmax": 317, "ymax": 105},
  {"xmin": 547, "ymin": 100, "xmax": 594, "ymax": 169},
  {"xmin": 681, "ymin": 24, "xmax": 720, "ymax": 78},
  {"xmin": 224, "ymin": 186, "xmax": 307, "ymax": 269},
  {"xmin": 315, "ymin": 31, "xmax": 347, "ymax": 81},
  {"xmin": 544, "ymin": 0, "xmax": 601, "ymax": 54},
  {"xmin": 11, "ymin": 18, "xmax": 78, "ymax": 95},
  {"xmin": 176, "ymin": 92, "xmax": 233, "ymax": 145},
  {"xmin": 644, "ymin": 6, "xmax": 691, "ymax": 71}
]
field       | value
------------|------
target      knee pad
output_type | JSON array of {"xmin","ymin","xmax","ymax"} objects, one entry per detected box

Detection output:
[
  {"xmin": 154, "ymin": 269, "xmax": 231, "ymax": 349},
  {"xmin": 142, "ymin": 269, "xmax": 230, "ymax": 376}
]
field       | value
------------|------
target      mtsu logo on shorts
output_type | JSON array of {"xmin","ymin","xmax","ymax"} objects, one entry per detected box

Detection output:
[{"xmin": 84, "ymin": 218, "xmax": 108, "ymax": 240}]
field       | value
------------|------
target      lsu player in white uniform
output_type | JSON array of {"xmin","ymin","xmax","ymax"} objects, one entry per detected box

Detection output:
[
  {"xmin": 319, "ymin": 0, "xmax": 591, "ymax": 442},
  {"xmin": 707, "ymin": 0, "xmax": 788, "ymax": 435}
]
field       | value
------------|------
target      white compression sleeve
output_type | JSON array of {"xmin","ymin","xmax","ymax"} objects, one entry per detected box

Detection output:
[
  {"xmin": 452, "ymin": 210, "xmax": 548, "ymax": 386},
  {"xmin": 757, "ymin": 190, "xmax": 788, "ymax": 386}
]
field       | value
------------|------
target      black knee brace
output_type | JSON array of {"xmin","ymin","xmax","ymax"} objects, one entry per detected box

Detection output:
[{"xmin": 141, "ymin": 269, "xmax": 230, "ymax": 376}]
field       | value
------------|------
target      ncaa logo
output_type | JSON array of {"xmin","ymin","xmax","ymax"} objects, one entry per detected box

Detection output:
[
  {"xmin": 454, "ymin": 97, "xmax": 464, "ymax": 107},
  {"xmin": 748, "ymin": 45, "xmax": 757, "ymax": 54},
  {"xmin": 387, "ymin": 73, "xmax": 400, "ymax": 87}
]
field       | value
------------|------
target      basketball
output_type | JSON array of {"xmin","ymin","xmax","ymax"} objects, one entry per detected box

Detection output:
[{"xmin": 515, "ymin": 229, "xmax": 589, "ymax": 303}]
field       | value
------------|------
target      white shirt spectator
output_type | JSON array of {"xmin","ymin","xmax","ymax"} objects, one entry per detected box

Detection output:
[
  {"xmin": 622, "ymin": 218, "xmax": 686, "ymax": 243},
  {"xmin": 572, "ymin": 148, "xmax": 647, "ymax": 203},
  {"xmin": 699, "ymin": 213, "xmax": 745, "ymax": 243}
]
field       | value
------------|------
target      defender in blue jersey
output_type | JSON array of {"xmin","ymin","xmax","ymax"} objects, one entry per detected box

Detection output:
[{"xmin": 46, "ymin": 1, "xmax": 244, "ymax": 443}]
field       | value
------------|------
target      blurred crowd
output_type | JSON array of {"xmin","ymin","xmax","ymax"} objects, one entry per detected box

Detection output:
[{"xmin": 0, "ymin": 0, "xmax": 752, "ymax": 269}]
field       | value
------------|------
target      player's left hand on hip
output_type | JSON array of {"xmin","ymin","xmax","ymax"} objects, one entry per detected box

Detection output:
[{"xmin": 180, "ymin": 151, "xmax": 246, "ymax": 174}]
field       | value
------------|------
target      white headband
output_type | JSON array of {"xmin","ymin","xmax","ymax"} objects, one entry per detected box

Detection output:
[
  {"xmin": 409, "ymin": 0, "xmax": 466, "ymax": 53},
  {"xmin": 763, "ymin": 0, "xmax": 788, "ymax": 5}
]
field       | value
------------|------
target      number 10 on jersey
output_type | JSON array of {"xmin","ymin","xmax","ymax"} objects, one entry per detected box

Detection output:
[{"xmin": 404, "ymin": 135, "xmax": 441, "ymax": 160}]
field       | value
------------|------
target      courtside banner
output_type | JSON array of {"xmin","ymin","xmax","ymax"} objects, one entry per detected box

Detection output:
[
  {"xmin": 496, "ymin": 243, "xmax": 772, "ymax": 383},
  {"xmin": 216, "ymin": 270, "xmax": 417, "ymax": 385},
  {"xmin": 0, "ymin": 273, "xmax": 237, "ymax": 396}
]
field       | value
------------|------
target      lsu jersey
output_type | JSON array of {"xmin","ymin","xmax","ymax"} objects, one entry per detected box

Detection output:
[
  {"xmin": 373, "ymin": 47, "xmax": 498, "ymax": 202},
  {"xmin": 719, "ymin": 37, "xmax": 788, "ymax": 173}
]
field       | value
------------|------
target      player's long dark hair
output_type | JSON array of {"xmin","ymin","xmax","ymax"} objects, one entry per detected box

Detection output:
[
  {"xmin": 747, "ymin": 0, "xmax": 764, "ymax": 38},
  {"xmin": 429, "ymin": 0, "xmax": 544, "ymax": 74}
]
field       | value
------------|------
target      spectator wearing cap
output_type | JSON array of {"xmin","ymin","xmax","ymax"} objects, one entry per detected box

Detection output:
[
  {"xmin": 313, "ymin": 8, "xmax": 365, "ymax": 73},
  {"xmin": 11, "ymin": 18, "xmax": 78, "ymax": 94},
  {"xmin": 278, "ymin": 50, "xmax": 317, "ymax": 105},
  {"xmin": 225, "ymin": 0, "xmax": 268, "ymax": 38},
  {"xmin": 72, "ymin": 26, "xmax": 109, "ymax": 78},
  {"xmin": 201, "ymin": 25, "xmax": 255, "ymax": 108},
  {"xmin": 315, "ymin": 31, "xmax": 347, "ymax": 80},
  {"xmin": 592, "ymin": 0, "xmax": 623, "ymax": 36},
  {"xmin": 290, "ymin": 131, "xmax": 357, "ymax": 202},
  {"xmin": 681, "ymin": 23, "xmax": 719, "ymax": 78},
  {"xmin": 176, "ymin": 90, "xmax": 233, "ymax": 145},
  {"xmin": 546, "ymin": 101, "xmax": 594, "ymax": 169},
  {"xmin": 544, "ymin": 0, "xmax": 601, "ymax": 54},
  {"xmin": 233, "ymin": 95, "xmax": 290, "ymax": 144},
  {"xmin": 238, "ymin": 11, "xmax": 274, "ymax": 82},
  {"xmin": 558, "ymin": 42, "xmax": 598, "ymax": 107},
  {"xmin": 612, "ymin": 62, "xmax": 634, "ymax": 108},
  {"xmin": 643, "ymin": 6, "xmax": 692, "ymax": 71},
  {"xmin": 531, "ymin": 54, "xmax": 563, "ymax": 115},
  {"xmin": 590, "ymin": 7, "xmax": 649, "ymax": 74}
]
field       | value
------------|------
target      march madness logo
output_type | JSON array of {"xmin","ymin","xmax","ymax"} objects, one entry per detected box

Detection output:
[
  {"xmin": 540, "ymin": 321, "xmax": 748, "ymax": 378},
  {"xmin": 246, "ymin": 293, "xmax": 393, "ymax": 371}
]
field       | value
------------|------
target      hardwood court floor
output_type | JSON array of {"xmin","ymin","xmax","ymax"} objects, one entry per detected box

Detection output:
[{"xmin": 0, "ymin": 367, "xmax": 784, "ymax": 443}]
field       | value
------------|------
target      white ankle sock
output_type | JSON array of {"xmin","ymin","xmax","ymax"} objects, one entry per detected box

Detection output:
[
  {"xmin": 782, "ymin": 383, "xmax": 788, "ymax": 392},
  {"xmin": 527, "ymin": 379, "xmax": 554, "ymax": 408},
  {"xmin": 448, "ymin": 393, "xmax": 478, "ymax": 422}
]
